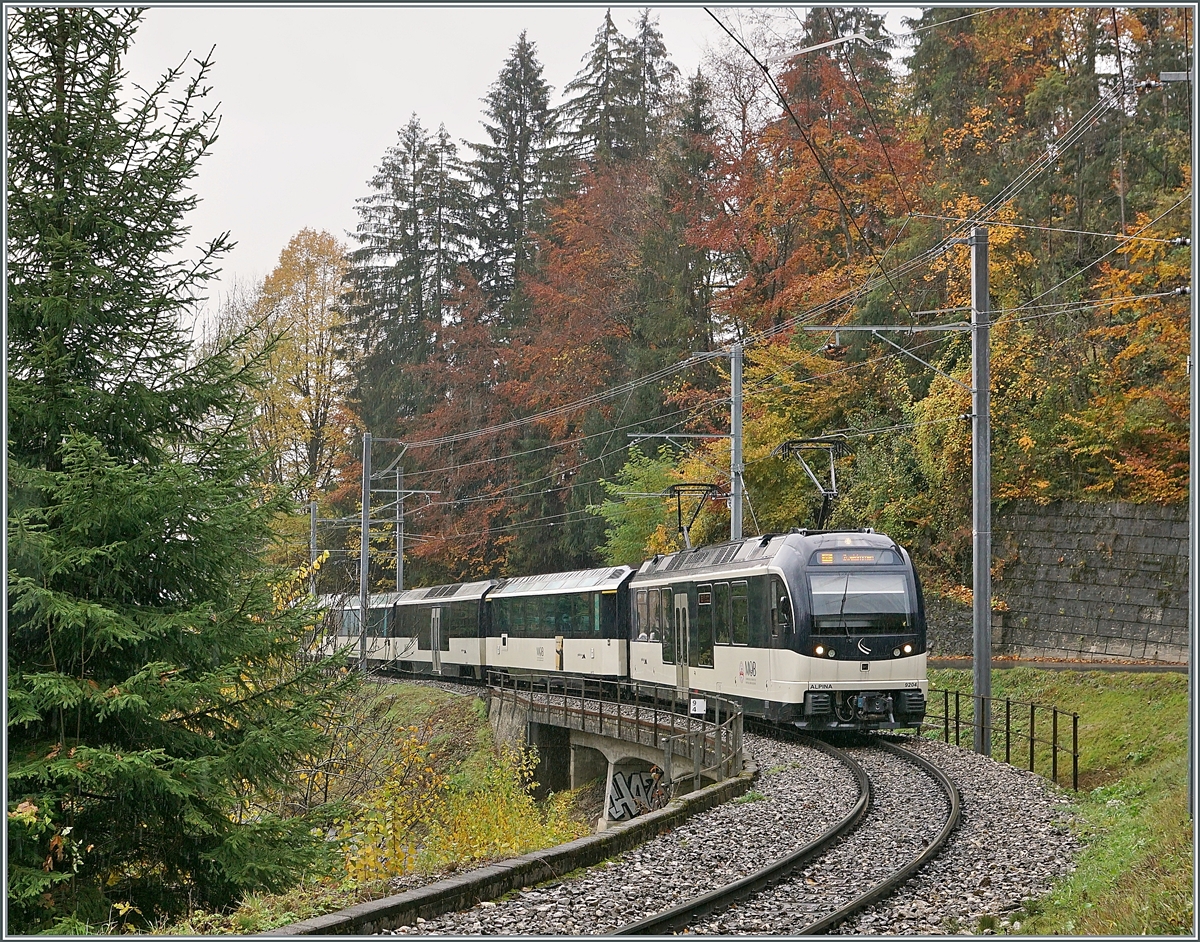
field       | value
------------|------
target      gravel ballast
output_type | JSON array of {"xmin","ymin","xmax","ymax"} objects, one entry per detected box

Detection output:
[{"xmin": 382, "ymin": 733, "xmax": 1080, "ymax": 936}]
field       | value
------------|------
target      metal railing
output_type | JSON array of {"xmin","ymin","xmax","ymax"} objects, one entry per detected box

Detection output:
[
  {"xmin": 487, "ymin": 671, "xmax": 743, "ymax": 788},
  {"xmin": 924, "ymin": 687, "xmax": 1080, "ymax": 790}
]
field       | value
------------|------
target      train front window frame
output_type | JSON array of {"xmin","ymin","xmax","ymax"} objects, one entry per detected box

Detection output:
[{"xmin": 809, "ymin": 570, "xmax": 912, "ymax": 634}]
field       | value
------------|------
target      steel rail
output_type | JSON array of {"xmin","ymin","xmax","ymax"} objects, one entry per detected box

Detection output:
[
  {"xmin": 797, "ymin": 737, "xmax": 962, "ymax": 935},
  {"xmin": 611, "ymin": 725, "xmax": 871, "ymax": 936},
  {"xmin": 612, "ymin": 734, "xmax": 960, "ymax": 936}
]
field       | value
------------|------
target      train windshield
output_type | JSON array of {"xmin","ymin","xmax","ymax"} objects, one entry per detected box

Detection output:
[{"xmin": 809, "ymin": 571, "xmax": 912, "ymax": 634}]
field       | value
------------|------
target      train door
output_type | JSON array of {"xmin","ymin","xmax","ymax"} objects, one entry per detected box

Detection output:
[
  {"xmin": 673, "ymin": 594, "xmax": 689, "ymax": 696},
  {"xmin": 431, "ymin": 607, "xmax": 442, "ymax": 675}
]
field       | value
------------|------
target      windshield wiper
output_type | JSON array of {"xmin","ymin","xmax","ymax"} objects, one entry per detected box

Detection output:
[{"xmin": 837, "ymin": 573, "xmax": 850, "ymax": 636}]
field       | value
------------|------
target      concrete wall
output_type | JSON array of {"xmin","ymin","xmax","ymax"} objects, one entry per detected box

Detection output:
[{"xmin": 925, "ymin": 500, "xmax": 1189, "ymax": 664}]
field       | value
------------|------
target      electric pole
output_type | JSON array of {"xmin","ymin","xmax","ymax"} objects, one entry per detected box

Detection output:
[
  {"xmin": 358, "ymin": 431, "xmax": 371, "ymax": 671},
  {"xmin": 971, "ymin": 226, "xmax": 993, "ymax": 755},
  {"xmin": 731, "ymin": 343, "xmax": 744, "ymax": 540}
]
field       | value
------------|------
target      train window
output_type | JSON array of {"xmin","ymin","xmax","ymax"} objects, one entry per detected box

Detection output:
[
  {"xmin": 661, "ymin": 589, "xmax": 675, "ymax": 664},
  {"xmin": 599, "ymin": 592, "xmax": 617, "ymax": 637},
  {"xmin": 714, "ymin": 582, "xmax": 731, "ymax": 645},
  {"xmin": 555, "ymin": 594, "xmax": 572, "ymax": 636},
  {"xmin": 651, "ymin": 589, "xmax": 664, "ymax": 641},
  {"xmin": 417, "ymin": 607, "xmax": 433, "ymax": 650},
  {"xmin": 695, "ymin": 584, "xmax": 714, "ymax": 667},
  {"xmin": 574, "ymin": 594, "xmax": 590, "ymax": 636},
  {"xmin": 770, "ymin": 577, "xmax": 793, "ymax": 637},
  {"xmin": 732, "ymin": 582, "xmax": 749, "ymax": 645},
  {"xmin": 593, "ymin": 594, "xmax": 602, "ymax": 635},
  {"xmin": 522, "ymin": 597, "xmax": 535, "ymax": 637},
  {"xmin": 635, "ymin": 589, "xmax": 649, "ymax": 639}
]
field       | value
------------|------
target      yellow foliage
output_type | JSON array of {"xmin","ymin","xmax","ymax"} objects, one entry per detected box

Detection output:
[
  {"xmin": 337, "ymin": 729, "xmax": 446, "ymax": 883},
  {"xmin": 418, "ymin": 745, "xmax": 587, "ymax": 869}
]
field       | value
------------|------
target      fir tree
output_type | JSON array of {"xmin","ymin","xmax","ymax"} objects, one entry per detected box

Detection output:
[
  {"xmin": 560, "ymin": 9, "xmax": 641, "ymax": 162},
  {"xmin": 6, "ymin": 9, "xmax": 349, "ymax": 930},
  {"xmin": 467, "ymin": 31, "xmax": 566, "ymax": 327},
  {"xmin": 342, "ymin": 115, "xmax": 471, "ymax": 433}
]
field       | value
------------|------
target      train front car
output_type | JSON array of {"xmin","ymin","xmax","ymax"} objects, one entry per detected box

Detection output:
[
  {"xmin": 791, "ymin": 530, "xmax": 928, "ymax": 730},
  {"xmin": 626, "ymin": 529, "xmax": 927, "ymax": 731}
]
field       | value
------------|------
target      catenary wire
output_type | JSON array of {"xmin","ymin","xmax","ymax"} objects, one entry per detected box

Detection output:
[{"xmin": 908, "ymin": 213, "xmax": 1185, "ymax": 244}]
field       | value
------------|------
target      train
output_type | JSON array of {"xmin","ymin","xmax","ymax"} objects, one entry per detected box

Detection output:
[{"xmin": 316, "ymin": 528, "xmax": 928, "ymax": 731}]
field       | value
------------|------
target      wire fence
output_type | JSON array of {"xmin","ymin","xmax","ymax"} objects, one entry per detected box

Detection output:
[{"xmin": 924, "ymin": 687, "xmax": 1079, "ymax": 790}]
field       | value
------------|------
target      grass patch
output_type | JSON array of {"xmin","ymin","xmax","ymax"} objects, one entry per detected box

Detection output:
[
  {"xmin": 733, "ymin": 788, "xmax": 768, "ymax": 804},
  {"xmin": 929, "ymin": 668, "xmax": 1193, "ymax": 935}
]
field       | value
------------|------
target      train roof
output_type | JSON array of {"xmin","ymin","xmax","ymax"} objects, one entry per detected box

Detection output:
[
  {"xmin": 488, "ymin": 565, "xmax": 635, "ymax": 598},
  {"xmin": 321, "ymin": 580, "xmax": 496, "ymax": 609},
  {"xmin": 395, "ymin": 580, "xmax": 497, "ymax": 604},
  {"xmin": 633, "ymin": 529, "xmax": 900, "ymax": 580}
]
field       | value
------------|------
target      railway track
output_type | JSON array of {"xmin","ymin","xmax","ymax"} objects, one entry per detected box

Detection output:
[
  {"xmin": 611, "ymin": 728, "xmax": 961, "ymax": 935},
  {"xmin": 388, "ymin": 706, "xmax": 960, "ymax": 937}
]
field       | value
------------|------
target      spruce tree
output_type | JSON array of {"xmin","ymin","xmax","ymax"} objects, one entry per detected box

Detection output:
[
  {"xmin": 343, "ymin": 116, "xmax": 471, "ymax": 434},
  {"xmin": 560, "ymin": 9, "xmax": 640, "ymax": 162},
  {"xmin": 627, "ymin": 9, "xmax": 679, "ymax": 158},
  {"xmin": 467, "ymin": 31, "xmax": 566, "ymax": 327},
  {"xmin": 6, "ymin": 9, "xmax": 349, "ymax": 930}
]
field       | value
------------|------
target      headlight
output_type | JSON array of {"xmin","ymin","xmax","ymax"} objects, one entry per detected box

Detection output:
[
  {"xmin": 815, "ymin": 645, "xmax": 825, "ymax": 656},
  {"xmin": 893, "ymin": 647, "xmax": 901, "ymax": 657},
  {"xmin": 827, "ymin": 648, "xmax": 836, "ymax": 658},
  {"xmin": 903, "ymin": 643, "xmax": 913, "ymax": 654}
]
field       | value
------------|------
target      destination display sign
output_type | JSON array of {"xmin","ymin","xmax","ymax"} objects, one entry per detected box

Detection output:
[{"xmin": 812, "ymin": 549, "xmax": 899, "ymax": 565}]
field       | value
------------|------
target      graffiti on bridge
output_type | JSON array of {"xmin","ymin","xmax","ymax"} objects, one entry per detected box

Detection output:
[{"xmin": 608, "ymin": 766, "xmax": 669, "ymax": 820}]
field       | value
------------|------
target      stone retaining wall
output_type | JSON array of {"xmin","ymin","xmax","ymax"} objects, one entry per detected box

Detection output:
[{"xmin": 924, "ymin": 500, "xmax": 1189, "ymax": 664}]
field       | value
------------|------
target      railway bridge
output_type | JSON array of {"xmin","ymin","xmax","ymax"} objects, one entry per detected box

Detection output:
[{"xmin": 486, "ymin": 672, "xmax": 744, "ymax": 828}]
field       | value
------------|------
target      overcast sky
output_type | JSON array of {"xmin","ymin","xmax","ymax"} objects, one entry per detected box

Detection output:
[{"xmin": 121, "ymin": 5, "xmax": 920, "ymax": 327}]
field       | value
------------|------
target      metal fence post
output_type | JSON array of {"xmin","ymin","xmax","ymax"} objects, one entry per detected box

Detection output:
[
  {"xmin": 1052, "ymin": 708, "xmax": 1059, "ymax": 785},
  {"xmin": 943, "ymin": 689, "xmax": 950, "ymax": 743},
  {"xmin": 954, "ymin": 689, "xmax": 961, "ymax": 746},
  {"xmin": 1029, "ymin": 703, "xmax": 1036, "ymax": 773},
  {"xmin": 1005, "ymin": 697, "xmax": 1011, "ymax": 764},
  {"xmin": 1073, "ymin": 713, "xmax": 1079, "ymax": 791},
  {"xmin": 715, "ymin": 702, "xmax": 723, "ymax": 774}
]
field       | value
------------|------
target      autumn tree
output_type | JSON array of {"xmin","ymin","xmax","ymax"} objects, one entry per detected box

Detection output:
[
  {"xmin": 6, "ymin": 10, "xmax": 349, "ymax": 930},
  {"xmin": 224, "ymin": 229, "xmax": 353, "ymax": 500}
]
